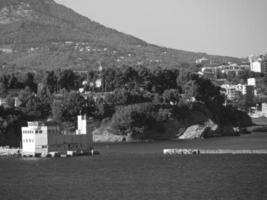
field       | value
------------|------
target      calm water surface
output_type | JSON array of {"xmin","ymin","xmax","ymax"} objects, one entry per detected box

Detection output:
[{"xmin": 0, "ymin": 134, "xmax": 267, "ymax": 200}]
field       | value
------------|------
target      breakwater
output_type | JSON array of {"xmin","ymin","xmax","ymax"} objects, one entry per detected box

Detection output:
[{"xmin": 163, "ymin": 149, "xmax": 267, "ymax": 155}]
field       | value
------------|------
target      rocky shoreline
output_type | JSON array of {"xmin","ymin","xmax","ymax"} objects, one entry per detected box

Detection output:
[
  {"xmin": 92, "ymin": 119, "xmax": 246, "ymax": 143},
  {"xmin": 0, "ymin": 147, "xmax": 20, "ymax": 157}
]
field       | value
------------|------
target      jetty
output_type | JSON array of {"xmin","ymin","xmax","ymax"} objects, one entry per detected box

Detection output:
[{"xmin": 163, "ymin": 148, "xmax": 267, "ymax": 155}]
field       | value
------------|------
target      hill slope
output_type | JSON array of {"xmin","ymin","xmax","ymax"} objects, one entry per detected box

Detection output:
[{"xmin": 0, "ymin": 0, "xmax": 243, "ymax": 71}]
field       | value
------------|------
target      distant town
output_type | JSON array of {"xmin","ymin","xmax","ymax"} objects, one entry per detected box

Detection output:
[{"xmin": 197, "ymin": 54, "xmax": 267, "ymax": 118}]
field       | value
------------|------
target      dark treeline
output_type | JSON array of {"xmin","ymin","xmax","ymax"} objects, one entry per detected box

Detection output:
[{"xmin": 0, "ymin": 65, "xmax": 251, "ymax": 146}]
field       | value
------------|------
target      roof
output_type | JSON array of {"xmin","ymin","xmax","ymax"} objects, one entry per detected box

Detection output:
[{"xmin": 27, "ymin": 121, "xmax": 59, "ymax": 128}]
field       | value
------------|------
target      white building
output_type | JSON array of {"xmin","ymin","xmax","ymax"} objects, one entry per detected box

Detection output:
[
  {"xmin": 196, "ymin": 57, "xmax": 209, "ymax": 65},
  {"xmin": 247, "ymin": 78, "xmax": 258, "ymax": 96},
  {"xmin": 95, "ymin": 79, "xmax": 102, "ymax": 88},
  {"xmin": 250, "ymin": 59, "xmax": 262, "ymax": 73},
  {"xmin": 221, "ymin": 84, "xmax": 241, "ymax": 100},
  {"xmin": 217, "ymin": 63, "xmax": 250, "ymax": 75},
  {"xmin": 21, "ymin": 115, "xmax": 93, "ymax": 157},
  {"xmin": 76, "ymin": 115, "xmax": 87, "ymax": 135},
  {"xmin": 250, "ymin": 103, "xmax": 267, "ymax": 118},
  {"xmin": 249, "ymin": 55, "xmax": 267, "ymax": 74},
  {"xmin": 235, "ymin": 84, "xmax": 248, "ymax": 95},
  {"xmin": 221, "ymin": 84, "xmax": 255, "ymax": 102},
  {"xmin": 263, "ymin": 103, "xmax": 267, "ymax": 116},
  {"xmin": 201, "ymin": 66, "xmax": 216, "ymax": 74},
  {"xmin": 201, "ymin": 63, "xmax": 250, "ymax": 78},
  {"xmin": 247, "ymin": 78, "xmax": 256, "ymax": 86}
]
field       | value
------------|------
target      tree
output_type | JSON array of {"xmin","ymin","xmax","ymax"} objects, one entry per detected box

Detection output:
[
  {"xmin": 102, "ymin": 68, "xmax": 115, "ymax": 91},
  {"xmin": 176, "ymin": 69, "xmax": 191, "ymax": 88},
  {"xmin": 23, "ymin": 96, "xmax": 42, "ymax": 118},
  {"xmin": 52, "ymin": 101, "xmax": 63, "ymax": 123},
  {"xmin": 18, "ymin": 86, "xmax": 33, "ymax": 106},
  {"xmin": 7, "ymin": 74, "xmax": 18, "ymax": 89},
  {"xmin": 5, "ymin": 95, "xmax": 15, "ymax": 108},
  {"xmin": 37, "ymin": 87, "xmax": 52, "ymax": 118},
  {"xmin": 182, "ymin": 80, "xmax": 197, "ymax": 102},
  {"xmin": 43, "ymin": 71, "xmax": 58, "ymax": 93},
  {"xmin": 111, "ymin": 103, "xmax": 155, "ymax": 138},
  {"xmin": 94, "ymin": 98, "xmax": 114, "ymax": 119},
  {"xmin": 59, "ymin": 69, "xmax": 79, "ymax": 91},
  {"xmin": 191, "ymin": 75, "xmax": 225, "ymax": 106},
  {"xmin": 264, "ymin": 75, "xmax": 267, "ymax": 88},
  {"xmin": 62, "ymin": 91, "xmax": 86, "ymax": 121},
  {"xmin": 106, "ymin": 88, "xmax": 129, "ymax": 105},
  {"xmin": 0, "ymin": 82, "xmax": 7, "ymax": 97},
  {"xmin": 162, "ymin": 89, "xmax": 181, "ymax": 105},
  {"xmin": 111, "ymin": 103, "xmax": 171, "ymax": 140},
  {"xmin": 24, "ymin": 73, "xmax": 37, "ymax": 92}
]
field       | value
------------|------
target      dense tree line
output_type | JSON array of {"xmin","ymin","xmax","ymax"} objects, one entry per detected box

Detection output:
[{"xmin": 0, "ymin": 65, "xmax": 252, "ymax": 145}]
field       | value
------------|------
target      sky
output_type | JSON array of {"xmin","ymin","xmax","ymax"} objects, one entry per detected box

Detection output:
[{"xmin": 54, "ymin": 0, "xmax": 267, "ymax": 58}]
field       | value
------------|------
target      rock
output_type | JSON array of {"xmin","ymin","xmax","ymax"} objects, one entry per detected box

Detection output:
[
  {"xmin": 178, "ymin": 120, "xmax": 217, "ymax": 139},
  {"xmin": 179, "ymin": 125, "xmax": 207, "ymax": 139},
  {"xmin": 93, "ymin": 128, "xmax": 132, "ymax": 143}
]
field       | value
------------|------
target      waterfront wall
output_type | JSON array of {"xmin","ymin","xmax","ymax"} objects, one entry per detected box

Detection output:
[{"xmin": 163, "ymin": 149, "xmax": 267, "ymax": 155}]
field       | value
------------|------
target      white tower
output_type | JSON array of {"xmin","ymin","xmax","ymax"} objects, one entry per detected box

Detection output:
[{"xmin": 76, "ymin": 115, "xmax": 87, "ymax": 135}]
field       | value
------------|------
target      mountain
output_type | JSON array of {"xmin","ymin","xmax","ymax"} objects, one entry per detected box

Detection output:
[{"xmin": 0, "ymin": 0, "xmax": 243, "ymax": 71}]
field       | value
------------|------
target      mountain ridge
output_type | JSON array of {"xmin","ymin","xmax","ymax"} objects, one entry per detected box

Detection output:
[{"xmin": 0, "ymin": 0, "xmax": 243, "ymax": 71}]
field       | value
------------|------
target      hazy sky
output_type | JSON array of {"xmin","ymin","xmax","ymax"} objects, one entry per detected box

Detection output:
[{"xmin": 55, "ymin": 0, "xmax": 267, "ymax": 58}]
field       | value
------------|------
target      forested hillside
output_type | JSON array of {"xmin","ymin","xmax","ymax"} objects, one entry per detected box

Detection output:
[{"xmin": 0, "ymin": 0, "xmax": 243, "ymax": 71}]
